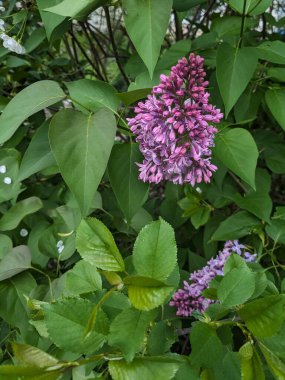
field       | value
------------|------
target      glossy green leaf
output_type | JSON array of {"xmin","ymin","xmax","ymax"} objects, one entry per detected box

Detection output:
[
  {"xmin": 108, "ymin": 143, "xmax": 149, "ymax": 222},
  {"xmin": 211, "ymin": 211, "xmax": 260, "ymax": 241},
  {"xmin": 123, "ymin": 0, "xmax": 173, "ymax": 77},
  {"xmin": 49, "ymin": 109, "xmax": 116, "ymax": 216},
  {"xmin": 217, "ymin": 268, "xmax": 255, "ymax": 308},
  {"xmin": 65, "ymin": 260, "xmax": 102, "ymax": 295},
  {"xmin": 265, "ymin": 88, "xmax": 285, "ymax": 131},
  {"xmin": 44, "ymin": 298, "xmax": 108, "ymax": 354},
  {"xmin": 0, "ymin": 246, "xmax": 31, "ymax": 281},
  {"xmin": 133, "ymin": 219, "xmax": 177, "ymax": 281},
  {"xmin": 214, "ymin": 128, "xmax": 258, "ymax": 188},
  {"xmin": 12, "ymin": 343, "xmax": 59, "ymax": 368},
  {"xmin": 238, "ymin": 295, "xmax": 285, "ymax": 338},
  {"xmin": 108, "ymin": 308, "xmax": 156, "ymax": 361},
  {"xmin": 76, "ymin": 217, "xmax": 125, "ymax": 272},
  {"xmin": 216, "ymin": 43, "xmax": 258, "ymax": 116},
  {"xmin": 124, "ymin": 275, "xmax": 173, "ymax": 311},
  {"xmin": 109, "ymin": 357, "xmax": 181, "ymax": 380},
  {"xmin": 239, "ymin": 343, "xmax": 265, "ymax": 380},
  {"xmin": 0, "ymin": 197, "xmax": 43, "ymax": 231},
  {"xmin": 229, "ymin": 0, "xmax": 272, "ymax": 15},
  {"xmin": 66, "ymin": 79, "xmax": 120, "ymax": 113},
  {"xmin": 0, "ymin": 80, "xmax": 65, "ymax": 144},
  {"xmin": 18, "ymin": 121, "xmax": 56, "ymax": 181}
]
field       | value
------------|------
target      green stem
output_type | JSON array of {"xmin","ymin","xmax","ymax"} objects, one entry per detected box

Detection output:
[{"xmin": 238, "ymin": 0, "xmax": 247, "ymax": 48}]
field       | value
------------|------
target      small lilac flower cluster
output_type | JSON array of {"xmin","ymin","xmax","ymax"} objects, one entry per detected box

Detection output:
[
  {"xmin": 170, "ymin": 240, "xmax": 257, "ymax": 317},
  {"xmin": 128, "ymin": 53, "xmax": 223, "ymax": 186}
]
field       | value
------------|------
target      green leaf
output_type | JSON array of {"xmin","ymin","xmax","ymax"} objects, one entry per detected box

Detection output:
[
  {"xmin": 265, "ymin": 89, "xmax": 285, "ymax": 131},
  {"xmin": 229, "ymin": 0, "xmax": 272, "ymax": 15},
  {"xmin": 0, "ymin": 272, "xmax": 36, "ymax": 328},
  {"xmin": 217, "ymin": 268, "xmax": 255, "ymax": 308},
  {"xmin": 109, "ymin": 357, "xmax": 181, "ymax": 380},
  {"xmin": 266, "ymin": 219, "xmax": 285, "ymax": 245},
  {"xmin": 65, "ymin": 260, "xmax": 102, "ymax": 295},
  {"xmin": 238, "ymin": 295, "xmax": 285, "ymax": 338},
  {"xmin": 18, "ymin": 121, "xmax": 56, "ymax": 181},
  {"xmin": 216, "ymin": 43, "xmax": 258, "ymax": 116},
  {"xmin": 123, "ymin": 0, "xmax": 173, "ymax": 77},
  {"xmin": 108, "ymin": 308, "xmax": 156, "ymax": 361},
  {"xmin": 214, "ymin": 128, "xmax": 258, "ymax": 189},
  {"xmin": 118, "ymin": 88, "xmax": 151, "ymax": 106},
  {"xmin": 108, "ymin": 143, "xmax": 149, "ymax": 222},
  {"xmin": 12, "ymin": 343, "xmax": 59, "ymax": 368},
  {"xmin": 190, "ymin": 322, "xmax": 224, "ymax": 368},
  {"xmin": 211, "ymin": 211, "xmax": 259, "ymax": 241},
  {"xmin": 124, "ymin": 275, "xmax": 173, "ymax": 311},
  {"xmin": 261, "ymin": 324, "xmax": 285, "ymax": 361},
  {"xmin": 24, "ymin": 27, "xmax": 46, "ymax": 53},
  {"xmin": 191, "ymin": 207, "xmax": 210, "ymax": 229},
  {"xmin": 44, "ymin": 0, "xmax": 107, "ymax": 20},
  {"xmin": 0, "ymin": 234, "xmax": 12, "ymax": 259},
  {"xmin": 76, "ymin": 217, "xmax": 125, "ymax": 272},
  {"xmin": 267, "ymin": 67, "xmax": 285, "ymax": 82},
  {"xmin": 0, "ymin": 246, "xmax": 31, "ymax": 281},
  {"xmin": 233, "ymin": 169, "xmax": 272, "ymax": 222},
  {"xmin": 36, "ymin": 0, "xmax": 69, "ymax": 42},
  {"xmin": 257, "ymin": 41, "xmax": 285, "ymax": 64},
  {"xmin": 258, "ymin": 342, "xmax": 285, "ymax": 380},
  {"xmin": 0, "ymin": 365, "xmax": 60, "ymax": 380},
  {"xmin": 132, "ymin": 219, "xmax": 177, "ymax": 281},
  {"xmin": 49, "ymin": 109, "xmax": 116, "ymax": 216},
  {"xmin": 173, "ymin": 0, "xmax": 206, "ymax": 11},
  {"xmin": 66, "ymin": 79, "xmax": 120, "ymax": 113},
  {"xmin": 147, "ymin": 321, "xmax": 176, "ymax": 356},
  {"xmin": 239, "ymin": 343, "xmax": 265, "ymax": 380},
  {"xmin": 156, "ymin": 40, "xmax": 192, "ymax": 70},
  {"xmin": 0, "ymin": 81, "xmax": 65, "ymax": 145},
  {"xmin": 43, "ymin": 298, "xmax": 108, "ymax": 354},
  {"xmin": 0, "ymin": 197, "xmax": 43, "ymax": 231}
]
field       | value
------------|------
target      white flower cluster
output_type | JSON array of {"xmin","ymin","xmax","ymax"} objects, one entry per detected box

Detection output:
[
  {"xmin": 57, "ymin": 240, "xmax": 64, "ymax": 254},
  {"xmin": 0, "ymin": 3, "xmax": 26, "ymax": 55},
  {"xmin": 0, "ymin": 164, "xmax": 12, "ymax": 185}
]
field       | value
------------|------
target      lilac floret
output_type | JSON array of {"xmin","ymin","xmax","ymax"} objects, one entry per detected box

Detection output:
[
  {"xmin": 128, "ymin": 53, "xmax": 223, "ymax": 186},
  {"xmin": 170, "ymin": 240, "xmax": 257, "ymax": 317}
]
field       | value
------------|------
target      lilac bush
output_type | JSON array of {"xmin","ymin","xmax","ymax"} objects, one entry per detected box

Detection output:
[
  {"xmin": 170, "ymin": 240, "xmax": 257, "ymax": 317},
  {"xmin": 128, "ymin": 53, "xmax": 223, "ymax": 186}
]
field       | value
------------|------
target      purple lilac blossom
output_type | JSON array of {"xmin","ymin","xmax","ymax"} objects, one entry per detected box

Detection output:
[
  {"xmin": 169, "ymin": 240, "xmax": 257, "ymax": 317},
  {"xmin": 127, "ymin": 53, "xmax": 223, "ymax": 186}
]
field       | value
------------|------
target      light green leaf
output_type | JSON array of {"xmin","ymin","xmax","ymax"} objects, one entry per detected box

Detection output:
[
  {"xmin": 0, "ymin": 246, "xmax": 31, "ymax": 281},
  {"xmin": 108, "ymin": 143, "xmax": 149, "ymax": 222},
  {"xmin": 216, "ymin": 43, "xmax": 258, "ymax": 116},
  {"xmin": 265, "ymin": 88, "xmax": 285, "ymax": 131},
  {"xmin": 65, "ymin": 260, "xmax": 102, "ymax": 295},
  {"xmin": 0, "ymin": 197, "xmax": 43, "ymax": 231},
  {"xmin": 49, "ymin": 109, "xmax": 116, "ymax": 216},
  {"xmin": 214, "ymin": 128, "xmax": 258, "ymax": 188},
  {"xmin": 239, "ymin": 343, "xmax": 265, "ymax": 380},
  {"xmin": 133, "ymin": 219, "xmax": 177, "ymax": 281},
  {"xmin": 66, "ymin": 79, "xmax": 120, "ymax": 113},
  {"xmin": 76, "ymin": 217, "xmax": 125, "ymax": 272},
  {"xmin": 123, "ymin": 0, "xmax": 173, "ymax": 77},
  {"xmin": 258, "ymin": 342, "xmax": 285, "ymax": 380},
  {"xmin": 124, "ymin": 275, "xmax": 173, "ymax": 311},
  {"xmin": 257, "ymin": 41, "xmax": 285, "ymax": 64},
  {"xmin": 267, "ymin": 67, "xmax": 285, "ymax": 82},
  {"xmin": 108, "ymin": 308, "xmax": 156, "ymax": 361},
  {"xmin": 217, "ymin": 268, "xmax": 255, "ymax": 308},
  {"xmin": 44, "ymin": 298, "xmax": 108, "ymax": 354},
  {"xmin": 18, "ymin": 121, "xmax": 56, "ymax": 181},
  {"xmin": 12, "ymin": 343, "xmax": 59, "ymax": 368},
  {"xmin": 238, "ymin": 295, "xmax": 285, "ymax": 338},
  {"xmin": 118, "ymin": 88, "xmax": 151, "ymax": 106},
  {"xmin": 0, "ymin": 80, "xmax": 65, "ymax": 145},
  {"xmin": 211, "ymin": 211, "xmax": 259, "ymax": 241},
  {"xmin": 44, "ymin": 0, "xmax": 107, "ymax": 20},
  {"xmin": 109, "ymin": 357, "xmax": 181, "ymax": 380}
]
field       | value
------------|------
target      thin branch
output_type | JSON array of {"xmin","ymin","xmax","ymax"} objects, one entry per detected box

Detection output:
[
  {"xmin": 103, "ymin": 6, "xmax": 130, "ymax": 85},
  {"xmin": 174, "ymin": 10, "xmax": 183, "ymax": 40}
]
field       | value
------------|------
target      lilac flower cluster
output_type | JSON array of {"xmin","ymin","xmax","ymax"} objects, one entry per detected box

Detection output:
[
  {"xmin": 170, "ymin": 240, "xmax": 257, "ymax": 317},
  {"xmin": 128, "ymin": 53, "xmax": 223, "ymax": 186}
]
